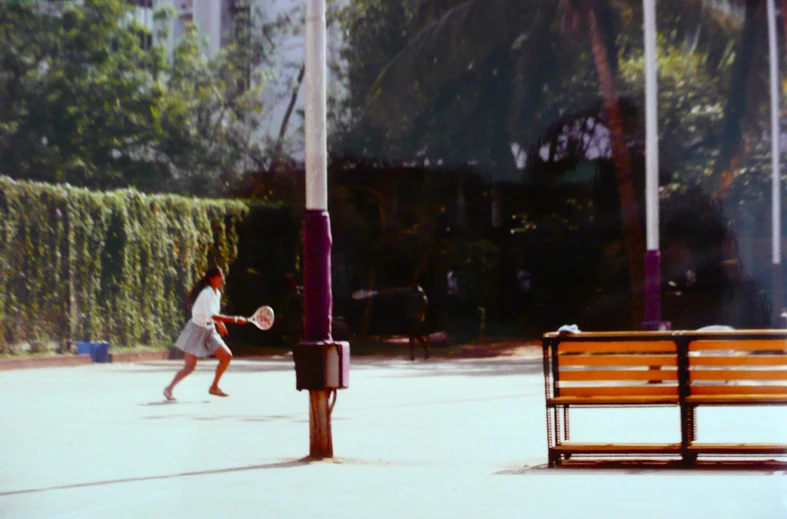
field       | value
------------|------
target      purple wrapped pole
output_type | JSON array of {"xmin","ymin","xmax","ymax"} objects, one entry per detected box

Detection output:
[
  {"xmin": 303, "ymin": 209, "xmax": 332, "ymax": 341},
  {"xmin": 297, "ymin": 0, "xmax": 347, "ymax": 459},
  {"xmin": 642, "ymin": 250, "xmax": 670, "ymax": 331},
  {"xmin": 644, "ymin": 250, "xmax": 660, "ymax": 322}
]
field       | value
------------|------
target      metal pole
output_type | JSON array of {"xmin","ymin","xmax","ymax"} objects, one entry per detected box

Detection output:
[
  {"xmin": 303, "ymin": 0, "xmax": 333, "ymax": 457},
  {"xmin": 767, "ymin": 0, "xmax": 783, "ymax": 326},
  {"xmin": 644, "ymin": 0, "xmax": 659, "ymax": 254},
  {"xmin": 305, "ymin": 0, "xmax": 327, "ymax": 213},
  {"xmin": 642, "ymin": 0, "xmax": 668, "ymax": 330}
]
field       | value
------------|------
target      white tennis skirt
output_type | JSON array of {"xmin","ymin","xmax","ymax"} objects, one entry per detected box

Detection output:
[{"xmin": 174, "ymin": 321, "xmax": 227, "ymax": 358}]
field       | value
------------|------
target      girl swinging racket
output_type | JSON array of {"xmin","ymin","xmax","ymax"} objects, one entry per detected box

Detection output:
[{"xmin": 163, "ymin": 267, "xmax": 248, "ymax": 401}]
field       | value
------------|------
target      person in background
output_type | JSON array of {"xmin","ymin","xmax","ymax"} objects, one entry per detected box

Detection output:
[{"xmin": 405, "ymin": 281, "xmax": 430, "ymax": 361}]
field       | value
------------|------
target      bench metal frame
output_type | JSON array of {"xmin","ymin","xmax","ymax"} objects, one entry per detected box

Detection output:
[{"xmin": 543, "ymin": 330, "xmax": 787, "ymax": 467}]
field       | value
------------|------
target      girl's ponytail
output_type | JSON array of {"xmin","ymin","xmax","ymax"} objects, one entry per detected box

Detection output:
[{"xmin": 185, "ymin": 266, "xmax": 222, "ymax": 308}]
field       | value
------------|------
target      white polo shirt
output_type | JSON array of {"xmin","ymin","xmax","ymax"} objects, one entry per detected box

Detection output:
[{"xmin": 192, "ymin": 287, "xmax": 221, "ymax": 329}]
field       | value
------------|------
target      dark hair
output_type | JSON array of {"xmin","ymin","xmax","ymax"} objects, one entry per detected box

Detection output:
[{"xmin": 186, "ymin": 267, "xmax": 223, "ymax": 308}]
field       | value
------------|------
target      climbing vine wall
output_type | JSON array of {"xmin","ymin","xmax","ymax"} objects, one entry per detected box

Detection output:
[{"xmin": 0, "ymin": 177, "xmax": 250, "ymax": 352}]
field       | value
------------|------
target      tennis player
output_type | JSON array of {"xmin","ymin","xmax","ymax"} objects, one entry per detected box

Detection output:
[{"xmin": 163, "ymin": 267, "xmax": 248, "ymax": 401}]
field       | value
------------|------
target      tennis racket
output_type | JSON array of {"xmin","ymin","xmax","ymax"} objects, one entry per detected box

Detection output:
[
  {"xmin": 352, "ymin": 289, "xmax": 379, "ymax": 300},
  {"xmin": 248, "ymin": 305, "xmax": 275, "ymax": 330}
]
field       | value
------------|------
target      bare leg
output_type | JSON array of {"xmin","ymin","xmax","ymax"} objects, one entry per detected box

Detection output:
[
  {"xmin": 420, "ymin": 336, "xmax": 430, "ymax": 359},
  {"xmin": 164, "ymin": 354, "xmax": 197, "ymax": 399},
  {"xmin": 209, "ymin": 343, "xmax": 233, "ymax": 395}
]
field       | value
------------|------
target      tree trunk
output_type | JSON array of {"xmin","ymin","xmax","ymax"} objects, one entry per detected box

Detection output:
[
  {"xmin": 254, "ymin": 65, "xmax": 306, "ymax": 200},
  {"xmin": 585, "ymin": 6, "xmax": 646, "ymax": 328},
  {"xmin": 711, "ymin": 0, "xmax": 765, "ymax": 197},
  {"xmin": 271, "ymin": 64, "xmax": 306, "ymax": 173},
  {"xmin": 782, "ymin": 0, "xmax": 787, "ymax": 52}
]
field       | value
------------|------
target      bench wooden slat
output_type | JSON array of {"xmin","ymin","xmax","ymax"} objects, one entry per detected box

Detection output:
[
  {"xmin": 559, "ymin": 385, "xmax": 678, "ymax": 397},
  {"xmin": 558, "ymin": 341, "xmax": 676, "ymax": 354},
  {"xmin": 680, "ymin": 329, "xmax": 787, "ymax": 336},
  {"xmin": 685, "ymin": 443, "xmax": 787, "ymax": 454},
  {"xmin": 560, "ymin": 369, "xmax": 678, "ymax": 381},
  {"xmin": 689, "ymin": 340, "xmax": 787, "ymax": 352},
  {"xmin": 560, "ymin": 355, "xmax": 677, "ymax": 367},
  {"xmin": 545, "ymin": 330, "xmax": 787, "ymax": 339},
  {"xmin": 691, "ymin": 355, "xmax": 787, "ymax": 367},
  {"xmin": 689, "ymin": 385, "xmax": 787, "ymax": 395},
  {"xmin": 549, "ymin": 395, "xmax": 679, "ymax": 405},
  {"xmin": 552, "ymin": 442, "xmax": 682, "ymax": 454},
  {"xmin": 690, "ymin": 370, "xmax": 787, "ymax": 381},
  {"xmin": 545, "ymin": 331, "xmax": 676, "ymax": 339},
  {"xmin": 686, "ymin": 394, "xmax": 787, "ymax": 404}
]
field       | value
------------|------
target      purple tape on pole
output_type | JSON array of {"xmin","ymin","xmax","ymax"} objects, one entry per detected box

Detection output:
[
  {"xmin": 644, "ymin": 250, "xmax": 661, "ymax": 323},
  {"xmin": 303, "ymin": 209, "xmax": 333, "ymax": 341}
]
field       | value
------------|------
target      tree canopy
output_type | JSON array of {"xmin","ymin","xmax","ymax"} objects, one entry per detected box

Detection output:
[
  {"xmin": 331, "ymin": 0, "xmax": 782, "ymax": 328},
  {"xmin": 337, "ymin": 0, "xmax": 768, "ymax": 190},
  {"xmin": 0, "ymin": 0, "xmax": 286, "ymax": 197}
]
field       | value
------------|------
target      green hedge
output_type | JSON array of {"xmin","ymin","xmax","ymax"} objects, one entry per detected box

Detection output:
[{"xmin": 0, "ymin": 177, "xmax": 249, "ymax": 353}]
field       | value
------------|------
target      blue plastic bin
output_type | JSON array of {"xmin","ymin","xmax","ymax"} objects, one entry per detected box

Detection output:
[{"xmin": 76, "ymin": 341, "xmax": 110, "ymax": 363}]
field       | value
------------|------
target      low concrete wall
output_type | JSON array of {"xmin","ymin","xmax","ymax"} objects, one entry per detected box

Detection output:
[
  {"xmin": 0, "ymin": 354, "xmax": 92, "ymax": 371},
  {"xmin": 108, "ymin": 351, "xmax": 172, "ymax": 363}
]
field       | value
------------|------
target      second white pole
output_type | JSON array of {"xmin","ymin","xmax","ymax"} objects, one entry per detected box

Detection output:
[
  {"xmin": 644, "ymin": 0, "xmax": 659, "ymax": 253},
  {"xmin": 767, "ymin": 0, "xmax": 783, "ymax": 324}
]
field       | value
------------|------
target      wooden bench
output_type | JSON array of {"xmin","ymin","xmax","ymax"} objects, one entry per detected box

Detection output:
[
  {"xmin": 682, "ymin": 331, "xmax": 787, "ymax": 462},
  {"xmin": 542, "ymin": 330, "xmax": 787, "ymax": 466},
  {"xmin": 543, "ymin": 331, "xmax": 682, "ymax": 466}
]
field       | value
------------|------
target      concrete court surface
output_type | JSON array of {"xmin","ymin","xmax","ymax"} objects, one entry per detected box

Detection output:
[{"xmin": 1, "ymin": 355, "xmax": 787, "ymax": 519}]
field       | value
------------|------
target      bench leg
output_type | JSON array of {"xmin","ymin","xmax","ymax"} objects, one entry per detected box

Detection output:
[
  {"xmin": 548, "ymin": 451, "xmax": 561, "ymax": 467},
  {"xmin": 689, "ymin": 405, "xmax": 697, "ymax": 443},
  {"xmin": 681, "ymin": 405, "xmax": 697, "ymax": 443},
  {"xmin": 681, "ymin": 452, "xmax": 698, "ymax": 465},
  {"xmin": 680, "ymin": 403, "xmax": 697, "ymax": 464},
  {"xmin": 546, "ymin": 406, "xmax": 558, "ymax": 453},
  {"xmin": 680, "ymin": 404, "xmax": 690, "ymax": 448}
]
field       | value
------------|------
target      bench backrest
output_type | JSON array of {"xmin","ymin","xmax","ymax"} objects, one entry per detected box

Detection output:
[
  {"xmin": 688, "ymin": 338, "xmax": 787, "ymax": 396},
  {"xmin": 553, "ymin": 340, "xmax": 679, "ymax": 398}
]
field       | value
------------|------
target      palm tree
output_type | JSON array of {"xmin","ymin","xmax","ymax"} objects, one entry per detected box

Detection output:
[
  {"xmin": 363, "ymin": 0, "xmax": 750, "ymax": 326},
  {"xmin": 713, "ymin": 0, "xmax": 766, "ymax": 198}
]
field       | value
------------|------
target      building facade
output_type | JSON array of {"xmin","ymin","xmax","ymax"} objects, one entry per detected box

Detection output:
[{"xmin": 127, "ymin": 0, "xmax": 344, "ymax": 159}]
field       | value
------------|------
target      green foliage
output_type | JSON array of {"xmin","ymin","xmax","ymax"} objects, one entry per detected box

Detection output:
[
  {"xmin": 157, "ymin": 19, "xmax": 271, "ymax": 194},
  {"xmin": 0, "ymin": 176, "xmax": 248, "ymax": 353},
  {"xmin": 339, "ymin": 0, "xmax": 752, "ymax": 179},
  {"xmin": 723, "ymin": 136, "xmax": 787, "ymax": 233},
  {"xmin": 339, "ymin": 0, "xmax": 523, "ymax": 178},
  {"xmin": 617, "ymin": 37, "xmax": 728, "ymax": 187},
  {"xmin": 0, "ymin": 0, "xmax": 160, "ymax": 188},
  {"xmin": 0, "ymin": 0, "xmax": 282, "ymax": 196},
  {"xmin": 336, "ymin": 0, "xmax": 418, "ymax": 159}
]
